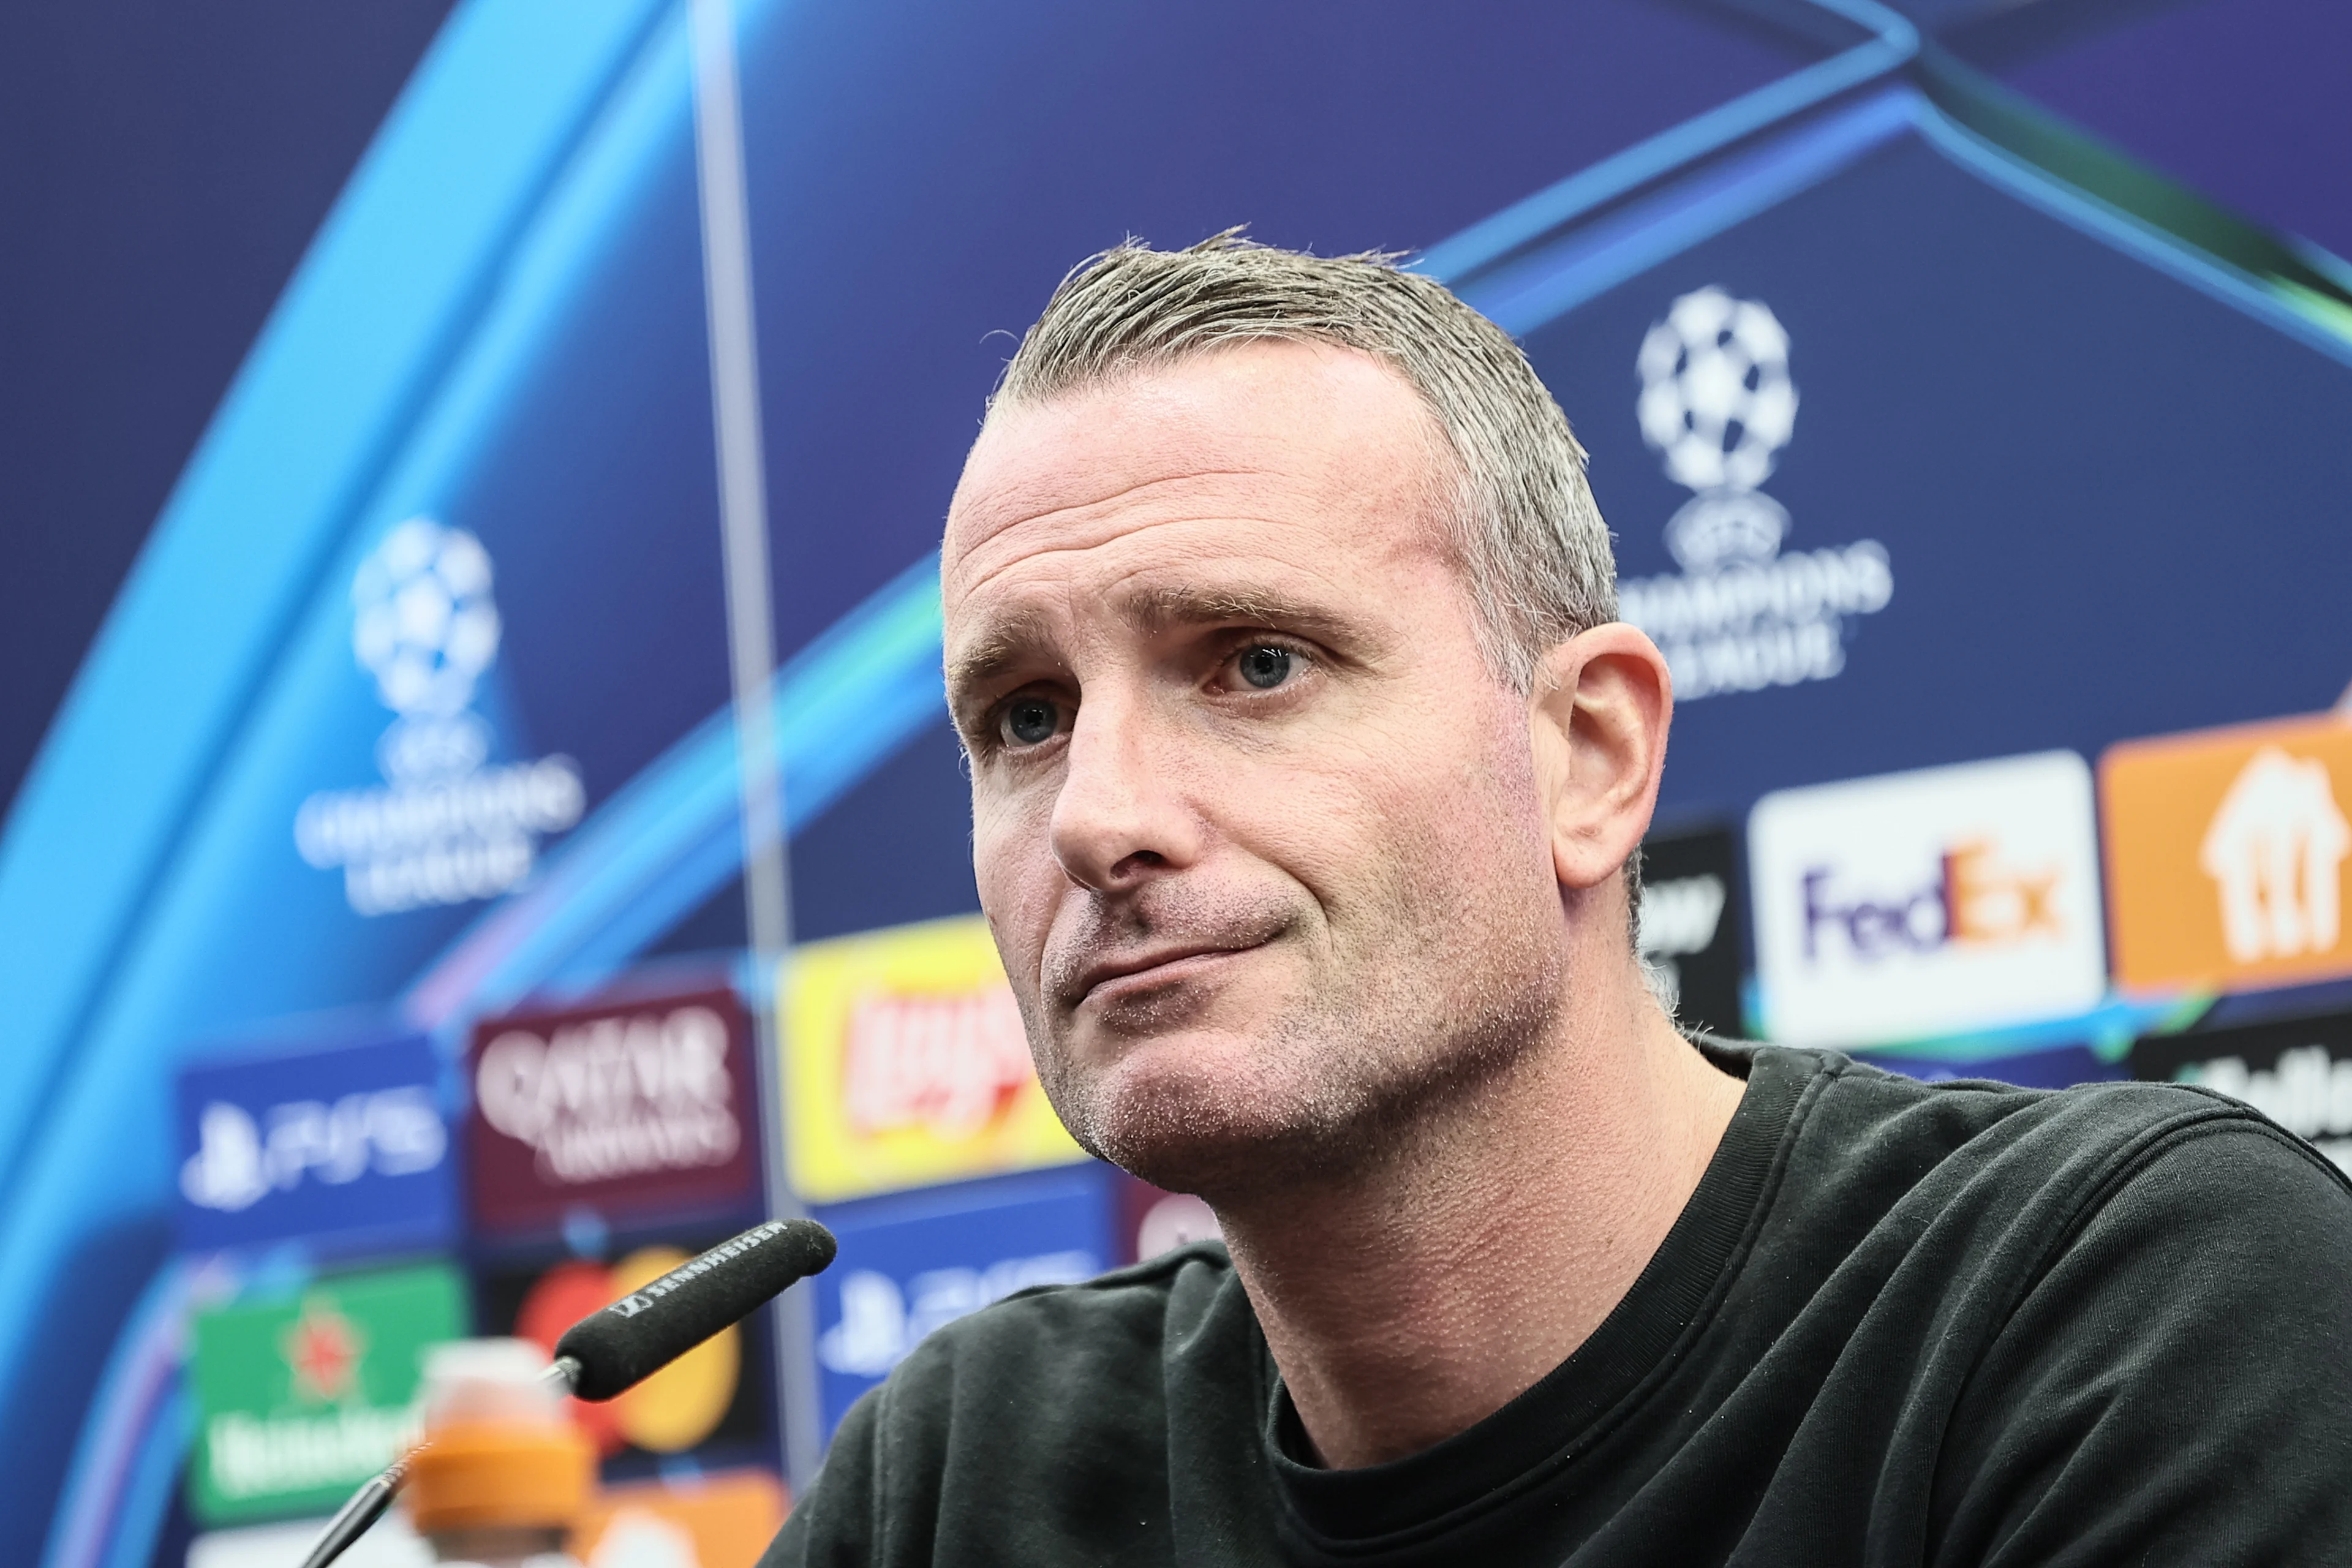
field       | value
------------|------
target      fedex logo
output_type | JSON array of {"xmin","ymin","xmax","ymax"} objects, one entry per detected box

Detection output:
[
  {"xmin": 1752, "ymin": 753, "xmax": 2105, "ymax": 1049},
  {"xmin": 1801, "ymin": 840, "xmax": 2062, "ymax": 962}
]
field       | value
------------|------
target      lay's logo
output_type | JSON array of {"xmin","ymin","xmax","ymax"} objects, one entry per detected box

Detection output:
[
  {"xmin": 782, "ymin": 916, "xmax": 1085, "ymax": 1202},
  {"xmin": 1751, "ymin": 752, "xmax": 2106, "ymax": 1050},
  {"xmin": 843, "ymin": 987, "xmax": 1032, "ymax": 1139}
]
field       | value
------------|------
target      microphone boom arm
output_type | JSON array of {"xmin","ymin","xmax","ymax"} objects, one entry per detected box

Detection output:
[{"xmin": 292, "ymin": 1222, "xmax": 831, "ymax": 1568}]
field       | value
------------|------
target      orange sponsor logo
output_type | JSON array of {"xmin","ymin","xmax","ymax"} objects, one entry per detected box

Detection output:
[
  {"xmin": 516, "ymin": 1248, "xmax": 740, "ymax": 1456},
  {"xmin": 2101, "ymin": 713, "xmax": 2352, "ymax": 992}
]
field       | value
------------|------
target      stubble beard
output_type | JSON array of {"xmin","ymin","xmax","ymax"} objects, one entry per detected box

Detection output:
[{"xmin": 1026, "ymin": 863, "xmax": 1570, "ymax": 1206}]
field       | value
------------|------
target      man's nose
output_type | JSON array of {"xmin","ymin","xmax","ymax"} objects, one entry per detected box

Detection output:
[{"xmin": 1049, "ymin": 691, "xmax": 1203, "ymax": 891}]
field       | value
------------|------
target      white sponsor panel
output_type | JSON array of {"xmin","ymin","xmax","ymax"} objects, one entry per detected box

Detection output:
[{"xmin": 1750, "ymin": 751, "xmax": 2106, "ymax": 1048}]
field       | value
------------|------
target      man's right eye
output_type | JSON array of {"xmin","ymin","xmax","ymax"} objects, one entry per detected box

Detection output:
[{"xmin": 999, "ymin": 696, "xmax": 1061, "ymax": 748}]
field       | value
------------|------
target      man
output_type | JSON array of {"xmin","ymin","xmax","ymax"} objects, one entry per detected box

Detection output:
[{"xmin": 767, "ymin": 235, "xmax": 2352, "ymax": 1565}]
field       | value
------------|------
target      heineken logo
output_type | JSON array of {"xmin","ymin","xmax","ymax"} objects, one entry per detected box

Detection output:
[
  {"xmin": 206, "ymin": 1404, "xmax": 422, "ymax": 1504},
  {"xmin": 282, "ymin": 1299, "xmax": 364, "ymax": 1404},
  {"xmin": 189, "ymin": 1262, "xmax": 464, "ymax": 1526}
]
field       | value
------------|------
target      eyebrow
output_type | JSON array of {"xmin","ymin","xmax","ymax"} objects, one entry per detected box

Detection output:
[
  {"xmin": 943, "ymin": 583, "xmax": 1360, "ymax": 712},
  {"xmin": 1117, "ymin": 583, "xmax": 1354, "ymax": 643},
  {"xmin": 944, "ymin": 608, "xmax": 1058, "ymax": 709}
]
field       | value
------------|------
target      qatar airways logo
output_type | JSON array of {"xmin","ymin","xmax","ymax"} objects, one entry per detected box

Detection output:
[
  {"xmin": 475, "ymin": 1004, "xmax": 741, "ymax": 1186},
  {"xmin": 1619, "ymin": 287, "xmax": 1892, "ymax": 701},
  {"xmin": 294, "ymin": 518, "xmax": 584, "ymax": 917},
  {"xmin": 1751, "ymin": 752, "xmax": 2106, "ymax": 1049}
]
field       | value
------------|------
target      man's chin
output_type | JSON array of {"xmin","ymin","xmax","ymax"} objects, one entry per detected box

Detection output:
[{"xmin": 1047, "ymin": 1029, "xmax": 1342, "ymax": 1198}]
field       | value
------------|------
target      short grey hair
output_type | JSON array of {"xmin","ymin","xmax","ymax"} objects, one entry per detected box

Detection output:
[{"xmin": 990, "ymin": 230, "xmax": 1619, "ymax": 692}]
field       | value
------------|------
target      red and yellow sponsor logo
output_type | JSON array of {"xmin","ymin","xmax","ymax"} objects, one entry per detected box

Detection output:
[
  {"xmin": 781, "ymin": 914, "xmax": 1084, "ymax": 1202},
  {"xmin": 516, "ymin": 1248, "xmax": 739, "ymax": 1455},
  {"xmin": 2102, "ymin": 712, "xmax": 2352, "ymax": 993}
]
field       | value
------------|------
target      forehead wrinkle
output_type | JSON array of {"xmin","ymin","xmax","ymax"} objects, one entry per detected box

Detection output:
[{"xmin": 948, "ymin": 463, "xmax": 1276, "ymax": 577}]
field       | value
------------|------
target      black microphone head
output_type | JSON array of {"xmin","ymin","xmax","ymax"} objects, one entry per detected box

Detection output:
[{"xmin": 554, "ymin": 1218, "xmax": 836, "ymax": 1401}]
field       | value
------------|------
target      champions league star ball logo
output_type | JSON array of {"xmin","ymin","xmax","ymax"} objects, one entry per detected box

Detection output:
[
  {"xmin": 294, "ymin": 518, "xmax": 584, "ymax": 918},
  {"xmin": 1636, "ymin": 287, "xmax": 1797, "ymax": 573},
  {"xmin": 1618, "ymin": 287, "xmax": 1892, "ymax": 700},
  {"xmin": 1637, "ymin": 286, "xmax": 1796, "ymax": 496},
  {"xmin": 352, "ymin": 518, "xmax": 501, "ymax": 723},
  {"xmin": 352, "ymin": 518, "xmax": 502, "ymax": 783}
]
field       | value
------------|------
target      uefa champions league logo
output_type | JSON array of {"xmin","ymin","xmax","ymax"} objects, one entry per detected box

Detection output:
[
  {"xmin": 294, "ymin": 518, "xmax": 583, "ymax": 917},
  {"xmin": 353, "ymin": 518, "xmax": 500, "ymax": 725},
  {"xmin": 352, "ymin": 518, "xmax": 503, "ymax": 784},
  {"xmin": 1618, "ymin": 287, "xmax": 1893, "ymax": 700},
  {"xmin": 1637, "ymin": 287, "xmax": 1796, "ymax": 494},
  {"xmin": 1637, "ymin": 287, "xmax": 1796, "ymax": 572}
]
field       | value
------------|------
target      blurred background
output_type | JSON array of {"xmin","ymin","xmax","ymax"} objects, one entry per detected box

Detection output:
[{"xmin": 6, "ymin": 0, "xmax": 2351, "ymax": 1561}]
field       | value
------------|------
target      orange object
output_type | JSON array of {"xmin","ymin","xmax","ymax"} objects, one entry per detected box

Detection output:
[
  {"xmin": 405, "ymin": 1419, "xmax": 597, "ymax": 1534},
  {"xmin": 2101, "ymin": 712, "xmax": 2352, "ymax": 993},
  {"xmin": 572, "ymin": 1469, "xmax": 788, "ymax": 1568}
]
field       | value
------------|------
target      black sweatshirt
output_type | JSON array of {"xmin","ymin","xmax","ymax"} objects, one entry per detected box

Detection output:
[{"xmin": 764, "ymin": 1042, "xmax": 2352, "ymax": 1566}]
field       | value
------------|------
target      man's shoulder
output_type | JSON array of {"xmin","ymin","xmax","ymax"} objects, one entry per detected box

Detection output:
[
  {"xmin": 1732, "ymin": 1039, "xmax": 2352, "ymax": 1231},
  {"xmin": 1712, "ymin": 1044, "xmax": 2352, "ymax": 1241},
  {"xmin": 1769, "ymin": 1040, "xmax": 2282, "ymax": 1148},
  {"xmin": 770, "ymin": 1243, "xmax": 1251, "ymax": 1568}
]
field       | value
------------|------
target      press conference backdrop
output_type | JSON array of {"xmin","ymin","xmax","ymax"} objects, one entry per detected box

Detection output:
[{"xmin": 6, "ymin": 1, "xmax": 2351, "ymax": 1561}]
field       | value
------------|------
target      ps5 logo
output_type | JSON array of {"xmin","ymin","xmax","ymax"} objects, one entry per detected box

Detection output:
[
  {"xmin": 1619, "ymin": 287, "xmax": 1893, "ymax": 700},
  {"xmin": 293, "ymin": 518, "xmax": 584, "ymax": 916},
  {"xmin": 818, "ymin": 1251, "xmax": 1099, "ymax": 1380},
  {"xmin": 180, "ymin": 1088, "xmax": 447, "ymax": 1213}
]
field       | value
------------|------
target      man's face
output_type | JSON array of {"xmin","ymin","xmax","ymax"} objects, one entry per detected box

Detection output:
[{"xmin": 943, "ymin": 342, "xmax": 1572, "ymax": 1197}]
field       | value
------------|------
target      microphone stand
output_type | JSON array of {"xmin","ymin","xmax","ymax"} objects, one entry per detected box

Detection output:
[{"xmin": 296, "ymin": 1358, "xmax": 582, "ymax": 1568}]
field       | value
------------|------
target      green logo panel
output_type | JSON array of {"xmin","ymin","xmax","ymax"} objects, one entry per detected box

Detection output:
[{"xmin": 189, "ymin": 1261, "xmax": 467, "ymax": 1525}]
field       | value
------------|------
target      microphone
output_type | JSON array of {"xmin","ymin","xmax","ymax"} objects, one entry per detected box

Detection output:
[
  {"xmin": 297, "ymin": 1218, "xmax": 836, "ymax": 1568},
  {"xmin": 554, "ymin": 1217, "xmax": 837, "ymax": 1400}
]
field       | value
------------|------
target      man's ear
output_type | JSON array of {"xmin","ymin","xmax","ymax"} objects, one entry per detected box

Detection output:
[{"xmin": 1528, "ymin": 624, "xmax": 1674, "ymax": 892}]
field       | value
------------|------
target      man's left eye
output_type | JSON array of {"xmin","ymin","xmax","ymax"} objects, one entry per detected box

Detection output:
[{"xmin": 1234, "ymin": 645, "xmax": 1296, "ymax": 690}]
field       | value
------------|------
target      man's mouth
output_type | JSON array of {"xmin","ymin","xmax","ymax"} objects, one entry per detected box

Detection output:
[{"xmin": 1068, "ymin": 938, "xmax": 1273, "ymax": 1009}]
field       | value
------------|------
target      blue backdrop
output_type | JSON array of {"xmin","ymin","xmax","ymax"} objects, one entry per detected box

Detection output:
[{"xmin": 4, "ymin": 1, "xmax": 2350, "ymax": 1559}]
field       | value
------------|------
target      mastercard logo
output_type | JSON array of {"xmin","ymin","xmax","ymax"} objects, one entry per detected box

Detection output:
[{"xmin": 516, "ymin": 1247, "xmax": 740, "ymax": 1455}]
